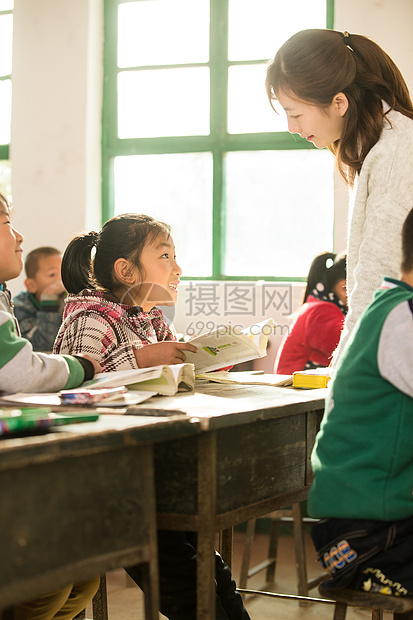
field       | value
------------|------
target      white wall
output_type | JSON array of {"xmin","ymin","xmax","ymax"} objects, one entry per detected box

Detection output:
[
  {"xmin": 10, "ymin": 0, "xmax": 103, "ymax": 293},
  {"xmin": 333, "ymin": 0, "xmax": 413, "ymax": 255},
  {"xmin": 335, "ymin": 0, "xmax": 413, "ymax": 90},
  {"xmin": 8, "ymin": 0, "xmax": 413, "ymax": 370}
]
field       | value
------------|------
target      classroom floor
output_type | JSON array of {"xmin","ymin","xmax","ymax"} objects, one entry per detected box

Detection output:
[{"xmin": 87, "ymin": 525, "xmax": 394, "ymax": 620}]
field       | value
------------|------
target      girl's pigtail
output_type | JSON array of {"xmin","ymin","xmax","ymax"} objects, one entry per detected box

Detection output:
[{"xmin": 61, "ymin": 232, "xmax": 98, "ymax": 294}]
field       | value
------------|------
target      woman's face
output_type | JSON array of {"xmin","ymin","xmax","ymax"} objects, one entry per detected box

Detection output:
[{"xmin": 276, "ymin": 89, "xmax": 348, "ymax": 149}]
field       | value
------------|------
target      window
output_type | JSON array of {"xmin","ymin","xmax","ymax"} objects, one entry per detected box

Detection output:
[
  {"xmin": 0, "ymin": 0, "xmax": 12, "ymax": 196},
  {"xmin": 103, "ymin": 0, "xmax": 334, "ymax": 280}
]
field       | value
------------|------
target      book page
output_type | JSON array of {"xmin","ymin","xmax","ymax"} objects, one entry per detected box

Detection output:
[
  {"xmin": 169, "ymin": 363, "xmax": 195, "ymax": 392},
  {"xmin": 196, "ymin": 370, "xmax": 293, "ymax": 387},
  {"xmin": 185, "ymin": 319, "xmax": 276, "ymax": 373},
  {"xmin": 0, "ymin": 391, "xmax": 155, "ymax": 408},
  {"xmin": 130, "ymin": 364, "xmax": 194, "ymax": 392},
  {"xmin": 185, "ymin": 327, "xmax": 262, "ymax": 373},
  {"xmin": 241, "ymin": 318, "xmax": 276, "ymax": 356},
  {"xmin": 84, "ymin": 366, "xmax": 165, "ymax": 389}
]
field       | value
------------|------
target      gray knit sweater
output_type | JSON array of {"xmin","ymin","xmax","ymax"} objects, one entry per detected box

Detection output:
[{"xmin": 334, "ymin": 109, "xmax": 413, "ymax": 362}]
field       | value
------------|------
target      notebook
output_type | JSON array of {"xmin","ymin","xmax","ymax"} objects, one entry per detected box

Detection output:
[{"xmin": 0, "ymin": 407, "xmax": 99, "ymax": 437}]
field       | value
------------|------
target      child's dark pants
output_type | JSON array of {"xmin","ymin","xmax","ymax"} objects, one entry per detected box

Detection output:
[{"xmin": 125, "ymin": 530, "xmax": 250, "ymax": 620}]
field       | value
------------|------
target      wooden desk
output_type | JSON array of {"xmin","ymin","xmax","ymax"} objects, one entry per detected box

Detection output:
[
  {"xmin": 0, "ymin": 413, "xmax": 200, "ymax": 618},
  {"xmin": 138, "ymin": 382, "xmax": 327, "ymax": 620}
]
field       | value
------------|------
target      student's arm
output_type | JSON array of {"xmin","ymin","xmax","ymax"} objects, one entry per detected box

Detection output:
[
  {"xmin": 377, "ymin": 301, "xmax": 413, "ymax": 398},
  {"xmin": 134, "ymin": 341, "xmax": 198, "ymax": 367},
  {"xmin": 0, "ymin": 309, "xmax": 90, "ymax": 395}
]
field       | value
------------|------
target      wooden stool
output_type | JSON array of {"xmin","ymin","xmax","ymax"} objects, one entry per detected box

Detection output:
[
  {"xmin": 237, "ymin": 586, "xmax": 413, "ymax": 620},
  {"xmin": 239, "ymin": 502, "xmax": 325, "ymax": 595},
  {"xmin": 318, "ymin": 583, "xmax": 413, "ymax": 620}
]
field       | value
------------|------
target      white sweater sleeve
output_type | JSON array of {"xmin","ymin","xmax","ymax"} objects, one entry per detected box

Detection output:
[
  {"xmin": 0, "ymin": 309, "xmax": 81, "ymax": 395},
  {"xmin": 334, "ymin": 194, "xmax": 408, "ymax": 364}
]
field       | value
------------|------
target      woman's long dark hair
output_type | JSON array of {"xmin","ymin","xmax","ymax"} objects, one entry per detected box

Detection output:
[
  {"xmin": 61, "ymin": 213, "xmax": 171, "ymax": 295},
  {"xmin": 266, "ymin": 29, "xmax": 413, "ymax": 186}
]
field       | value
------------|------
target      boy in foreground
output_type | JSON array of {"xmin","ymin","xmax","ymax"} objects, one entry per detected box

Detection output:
[
  {"xmin": 0, "ymin": 192, "xmax": 100, "ymax": 618},
  {"xmin": 308, "ymin": 206, "xmax": 413, "ymax": 598},
  {"xmin": 0, "ymin": 195, "xmax": 100, "ymax": 394},
  {"xmin": 13, "ymin": 246, "xmax": 65, "ymax": 351}
]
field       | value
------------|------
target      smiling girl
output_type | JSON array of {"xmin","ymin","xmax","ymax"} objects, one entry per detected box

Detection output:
[
  {"xmin": 53, "ymin": 213, "xmax": 251, "ymax": 620},
  {"xmin": 266, "ymin": 29, "xmax": 413, "ymax": 360},
  {"xmin": 54, "ymin": 213, "xmax": 197, "ymax": 370}
]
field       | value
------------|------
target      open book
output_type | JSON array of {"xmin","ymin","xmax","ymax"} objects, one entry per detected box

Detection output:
[
  {"xmin": 184, "ymin": 318, "xmax": 276, "ymax": 373},
  {"xmin": 0, "ymin": 390, "xmax": 155, "ymax": 409},
  {"xmin": 0, "ymin": 364, "xmax": 195, "ymax": 409},
  {"xmin": 196, "ymin": 370, "xmax": 293, "ymax": 387},
  {"xmin": 84, "ymin": 363, "xmax": 195, "ymax": 396}
]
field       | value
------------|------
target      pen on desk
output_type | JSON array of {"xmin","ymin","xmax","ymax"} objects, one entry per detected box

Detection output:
[{"xmin": 250, "ymin": 370, "xmax": 265, "ymax": 375}]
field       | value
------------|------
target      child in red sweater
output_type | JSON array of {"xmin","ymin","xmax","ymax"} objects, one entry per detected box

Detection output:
[{"xmin": 275, "ymin": 252, "xmax": 347, "ymax": 374}]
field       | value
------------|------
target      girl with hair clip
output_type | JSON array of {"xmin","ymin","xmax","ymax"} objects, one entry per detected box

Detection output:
[
  {"xmin": 54, "ymin": 213, "xmax": 251, "ymax": 620},
  {"xmin": 275, "ymin": 251, "xmax": 347, "ymax": 374},
  {"xmin": 54, "ymin": 213, "xmax": 198, "ymax": 370},
  {"xmin": 266, "ymin": 29, "xmax": 413, "ymax": 362}
]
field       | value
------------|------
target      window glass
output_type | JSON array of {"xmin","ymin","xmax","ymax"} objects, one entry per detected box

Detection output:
[
  {"xmin": 228, "ymin": 0, "xmax": 327, "ymax": 61},
  {"xmin": 224, "ymin": 149, "xmax": 335, "ymax": 277},
  {"xmin": 0, "ymin": 159, "xmax": 11, "ymax": 196},
  {"xmin": 118, "ymin": 67, "xmax": 210, "ymax": 138},
  {"xmin": 0, "ymin": 13, "xmax": 12, "ymax": 76},
  {"xmin": 118, "ymin": 0, "xmax": 209, "ymax": 68},
  {"xmin": 0, "ymin": 79, "xmax": 11, "ymax": 144},
  {"xmin": 105, "ymin": 0, "xmax": 334, "ymax": 280},
  {"xmin": 114, "ymin": 153, "xmax": 213, "ymax": 277},
  {"xmin": 228, "ymin": 64, "xmax": 287, "ymax": 134},
  {"xmin": 0, "ymin": 1, "xmax": 13, "ymax": 12}
]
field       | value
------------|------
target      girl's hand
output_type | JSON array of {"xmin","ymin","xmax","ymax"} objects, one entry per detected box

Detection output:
[{"xmin": 134, "ymin": 342, "xmax": 198, "ymax": 367}]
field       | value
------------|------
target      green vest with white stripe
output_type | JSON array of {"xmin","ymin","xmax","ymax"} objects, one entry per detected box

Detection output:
[{"xmin": 308, "ymin": 280, "xmax": 413, "ymax": 521}]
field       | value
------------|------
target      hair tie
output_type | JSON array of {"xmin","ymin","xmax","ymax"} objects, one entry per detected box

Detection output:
[
  {"xmin": 342, "ymin": 31, "xmax": 353, "ymax": 50},
  {"xmin": 89, "ymin": 231, "xmax": 99, "ymax": 247}
]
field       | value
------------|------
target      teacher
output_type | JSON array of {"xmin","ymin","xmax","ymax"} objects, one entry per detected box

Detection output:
[{"xmin": 266, "ymin": 29, "xmax": 413, "ymax": 360}]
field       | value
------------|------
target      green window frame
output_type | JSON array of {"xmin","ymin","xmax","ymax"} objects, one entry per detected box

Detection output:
[
  {"xmin": 0, "ymin": 1, "xmax": 13, "ymax": 198},
  {"xmin": 0, "ymin": 2, "xmax": 12, "ymax": 161},
  {"xmin": 102, "ymin": 0, "xmax": 335, "ymax": 281}
]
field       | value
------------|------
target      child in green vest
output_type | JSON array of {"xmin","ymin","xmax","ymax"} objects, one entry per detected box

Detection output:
[{"xmin": 308, "ymin": 206, "xmax": 413, "ymax": 598}]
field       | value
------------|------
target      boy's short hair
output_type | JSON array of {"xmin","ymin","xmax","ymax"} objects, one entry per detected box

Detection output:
[
  {"xmin": 401, "ymin": 208, "xmax": 413, "ymax": 273},
  {"xmin": 25, "ymin": 247, "xmax": 61, "ymax": 279}
]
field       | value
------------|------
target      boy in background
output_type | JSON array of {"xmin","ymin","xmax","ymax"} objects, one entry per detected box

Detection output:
[
  {"xmin": 308, "ymin": 206, "xmax": 413, "ymax": 598},
  {"xmin": 13, "ymin": 246, "xmax": 65, "ymax": 351}
]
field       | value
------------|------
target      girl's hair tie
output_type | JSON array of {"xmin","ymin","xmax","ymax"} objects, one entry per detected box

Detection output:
[
  {"xmin": 342, "ymin": 31, "xmax": 353, "ymax": 50},
  {"xmin": 89, "ymin": 230, "xmax": 99, "ymax": 246}
]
